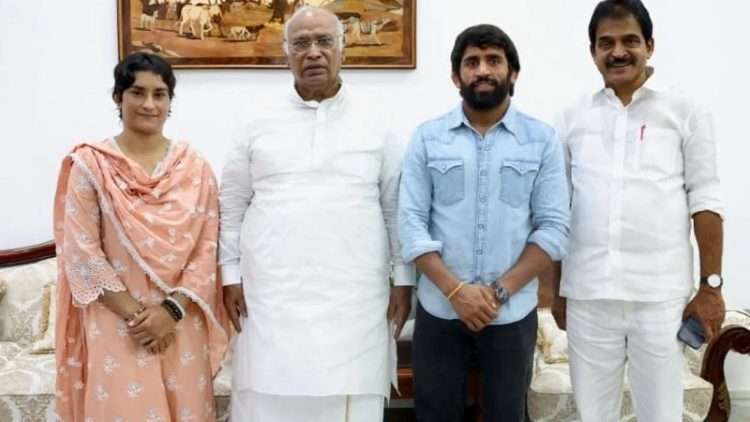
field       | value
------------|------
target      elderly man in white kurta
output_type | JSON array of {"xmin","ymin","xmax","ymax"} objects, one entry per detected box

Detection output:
[{"xmin": 218, "ymin": 6, "xmax": 415, "ymax": 422}]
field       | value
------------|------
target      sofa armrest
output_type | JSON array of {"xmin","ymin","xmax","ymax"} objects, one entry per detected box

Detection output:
[
  {"xmin": 701, "ymin": 311, "xmax": 750, "ymax": 422},
  {"xmin": 0, "ymin": 241, "xmax": 56, "ymax": 268}
]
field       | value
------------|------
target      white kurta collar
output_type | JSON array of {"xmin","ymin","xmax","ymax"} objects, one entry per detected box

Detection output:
[
  {"xmin": 289, "ymin": 81, "xmax": 348, "ymax": 109},
  {"xmin": 595, "ymin": 66, "xmax": 666, "ymax": 105}
]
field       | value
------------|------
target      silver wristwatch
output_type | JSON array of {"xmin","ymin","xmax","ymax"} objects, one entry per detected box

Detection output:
[
  {"xmin": 494, "ymin": 280, "xmax": 510, "ymax": 305},
  {"xmin": 700, "ymin": 274, "xmax": 723, "ymax": 288}
]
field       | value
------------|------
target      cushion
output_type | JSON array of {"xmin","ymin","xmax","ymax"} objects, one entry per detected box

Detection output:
[
  {"xmin": 30, "ymin": 284, "xmax": 56, "ymax": 354},
  {"xmin": 536, "ymin": 308, "xmax": 568, "ymax": 364},
  {"xmin": 0, "ymin": 258, "xmax": 57, "ymax": 345},
  {"xmin": 0, "ymin": 395, "xmax": 55, "ymax": 422},
  {"xmin": 0, "ymin": 341, "xmax": 24, "ymax": 369}
]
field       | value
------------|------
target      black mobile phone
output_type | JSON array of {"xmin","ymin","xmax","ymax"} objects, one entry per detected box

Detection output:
[{"xmin": 677, "ymin": 316, "xmax": 706, "ymax": 350}]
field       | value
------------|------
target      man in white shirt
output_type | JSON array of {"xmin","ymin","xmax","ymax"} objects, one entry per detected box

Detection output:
[
  {"xmin": 549, "ymin": 1, "xmax": 726, "ymax": 421},
  {"xmin": 218, "ymin": 6, "xmax": 415, "ymax": 422}
]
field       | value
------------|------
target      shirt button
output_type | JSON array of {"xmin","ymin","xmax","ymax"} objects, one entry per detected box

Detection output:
[
  {"xmin": 480, "ymin": 197, "xmax": 487, "ymax": 203},
  {"xmin": 476, "ymin": 250, "xmax": 484, "ymax": 255},
  {"xmin": 480, "ymin": 170, "xmax": 487, "ymax": 176},
  {"xmin": 478, "ymin": 224, "xmax": 486, "ymax": 230}
]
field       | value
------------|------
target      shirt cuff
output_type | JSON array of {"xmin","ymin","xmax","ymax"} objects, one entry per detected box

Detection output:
[
  {"xmin": 392, "ymin": 263, "xmax": 416, "ymax": 286},
  {"xmin": 401, "ymin": 240, "xmax": 443, "ymax": 264},
  {"xmin": 221, "ymin": 264, "xmax": 242, "ymax": 286},
  {"xmin": 528, "ymin": 230, "xmax": 567, "ymax": 262}
]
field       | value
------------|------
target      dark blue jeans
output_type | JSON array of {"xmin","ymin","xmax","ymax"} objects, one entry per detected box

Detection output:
[{"xmin": 413, "ymin": 302, "xmax": 537, "ymax": 422}]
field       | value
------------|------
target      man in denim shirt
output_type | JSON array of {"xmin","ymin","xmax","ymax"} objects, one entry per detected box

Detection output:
[{"xmin": 399, "ymin": 24, "xmax": 569, "ymax": 422}]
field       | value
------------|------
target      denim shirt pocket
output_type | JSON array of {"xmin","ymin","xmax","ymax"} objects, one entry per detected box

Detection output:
[
  {"xmin": 427, "ymin": 158, "xmax": 465, "ymax": 205},
  {"xmin": 499, "ymin": 159, "xmax": 539, "ymax": 207}
]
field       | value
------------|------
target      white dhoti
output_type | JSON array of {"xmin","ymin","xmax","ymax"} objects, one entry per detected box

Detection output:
[{"xmin": 230, "ymin": 390, "xmax": 384, "ymax": 422}]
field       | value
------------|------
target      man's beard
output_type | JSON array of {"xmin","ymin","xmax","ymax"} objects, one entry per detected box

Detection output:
[{"xmin": 459, "ymin": 75, "xmax": 511, "ymax": 110}]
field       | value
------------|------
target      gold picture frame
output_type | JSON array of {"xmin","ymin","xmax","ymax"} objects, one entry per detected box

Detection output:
[{"xmin": 117, "ymin": 0, "xmax": 416, "ymax": 69}]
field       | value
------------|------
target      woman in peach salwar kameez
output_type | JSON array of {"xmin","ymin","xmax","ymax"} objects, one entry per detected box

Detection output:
[{"xmin": 53, "ymin": 52, "xmax": 231, "ymax": 422}]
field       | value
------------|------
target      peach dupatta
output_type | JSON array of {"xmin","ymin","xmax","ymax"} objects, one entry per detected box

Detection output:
[{"xmin": 53, "ymin": 141, "xmax": 231, "ymax": 421}]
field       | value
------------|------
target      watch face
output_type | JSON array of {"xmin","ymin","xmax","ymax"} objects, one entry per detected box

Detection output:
[{"xmin": 707, "ymin": 274, "xmax": 722, "ymax": 288}]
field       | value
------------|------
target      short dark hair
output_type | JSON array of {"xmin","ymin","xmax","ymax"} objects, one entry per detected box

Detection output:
[
  {"xmin": 113, "ymin": 52, "xmax": 176, "ymax": 102},
  {"xmin": 588, "ymin": 0, "xmax": 653, "ymax": 46},
  {"xmin": 451, "ymin": 24, "xmax": 520, "ymax": 93}
]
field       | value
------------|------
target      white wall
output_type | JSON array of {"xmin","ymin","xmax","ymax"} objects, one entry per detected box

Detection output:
[{"xmin": 1, "ymin": 0, "xmax": 748, "ymax": 392}]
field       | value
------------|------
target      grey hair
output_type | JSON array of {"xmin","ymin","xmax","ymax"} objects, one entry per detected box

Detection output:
[{"xmin": 282, "ymin": 5, "xmax": 345, "ymax": 54}]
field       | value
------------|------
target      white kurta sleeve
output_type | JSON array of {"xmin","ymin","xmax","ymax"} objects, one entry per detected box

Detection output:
[
  {"xmin": 380, "ymin": 126, "xmax": 416, "ymax": 286},
  {"xmin": 219, "ymin": 134, "xmax": 254, "ymax": 286}
]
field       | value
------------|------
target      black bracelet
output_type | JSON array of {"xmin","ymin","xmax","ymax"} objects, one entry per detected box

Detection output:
[
  {"xmin": 161, "ymin": 302, "xmax": 179, "ymax": 322},
  {"xmin": 167, "ymin": 298, "xmax": 183, "ymax": 320},
  {"xmin": 161, "ymin": 300, "xmax": 181, "ymax": 322}
]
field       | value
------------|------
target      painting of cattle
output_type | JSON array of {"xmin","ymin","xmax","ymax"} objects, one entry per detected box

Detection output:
[{"xmin": 117, "ymin": 0, "xmax": 416, "ymax": 68}]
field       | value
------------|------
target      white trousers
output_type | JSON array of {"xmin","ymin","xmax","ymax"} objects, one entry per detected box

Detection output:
[
  {"xmin": 229, "ymin": 390, "xmax": 384, "ymax": 422},
  {"xmin": 566, "ymin": 298, "xmax": 686, "ymax": 422}
]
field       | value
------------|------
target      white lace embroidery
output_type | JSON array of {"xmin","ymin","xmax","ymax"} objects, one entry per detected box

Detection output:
[
  {"xmin": 127, "ymin": 382, "xmax": 143, "ymax": 398},
  {"xmin": 146, "ymin": 409, "xmax": 164, "ymax": 422},
  {"xmin": 65, "ymin": 256, "xmax": 127, "ymax": 306},
  {"xmin": 74, "ymin": 175, "xmax": 94, "ymax": 193},
  {"xmin": 95, "ymin": 385, "xmax": 109, "ymax": 401},
  {"xmin": 112, "ymin": 259, "xmax": 128, "ymax": 274},
  {"xmin": 166, "ymin": 374, "xmax": 180, "ymax": 391},
  {"xmin": 117, "ymin": 320, "xmax": 129, "ymax": 337},
  {"xmin": 136, "ymin": 350, "xmax": 154, "ymax": 368},
  {"xmin": 65, "ymin": 198, "xmax": 78, "ymax": 216},
  {"xmin": 180, "ymin": 351, "xmax": 195, "ymax": 366},
  {"xmin": 103, "ymin": 355, "xmax": 120, "ymax": 374},
  {"xmin": 180, "ymin": 409, "xmax": 196, "ymax": 422},
  {"xmin": 88, "ymin": 321, "xmax": 102, "ymax": 340}
]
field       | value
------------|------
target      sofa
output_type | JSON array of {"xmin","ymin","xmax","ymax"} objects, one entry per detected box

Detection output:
[{"xmin": 1, "ymin": 241, "xmax": 749, "ymax": 421}]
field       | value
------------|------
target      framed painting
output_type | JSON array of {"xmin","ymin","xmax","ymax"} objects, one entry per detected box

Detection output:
[{"xmin": 117, "ymin": 0, "xmax": 416, "ymax": 69}]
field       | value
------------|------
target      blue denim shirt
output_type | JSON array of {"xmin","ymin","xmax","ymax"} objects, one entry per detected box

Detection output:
[{"xmin": 399, "ymin": 104, "xmax": 570, "ymax": 325}]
